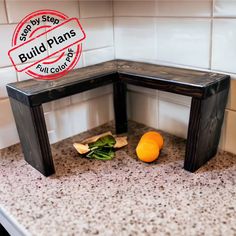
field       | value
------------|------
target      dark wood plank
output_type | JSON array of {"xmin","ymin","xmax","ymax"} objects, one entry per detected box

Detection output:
[
  {"xmin": 117, "ymin": 60, "xmax": 228, "ymax": 89},
  {"xmin": 119, "ymin": 73, "xmax": 204, "ymax": 98},
  {"xmin": 7, "ymin": 73, "xmax": 116, "ymax": 107},
  {"xmin": 7, "ymin": 60, "xmax": 229, "ymax": 106},
  {"xmin": 6, "ymin": 59, "xmax": 230, "ymax": 175},
  {"xmin": 184, "ymin": 85, "xmax": 229, "ymax": 172},
  {"xmin": 113, "ymin": 76, "xmax": 128, "ymax": 134},
  {"xmin": 9, "ymin": 98, "xmax": 55, "ymax": 176},
  {"xmin": 0, "ymin": 224, "xmax": 10, "ymax": 236},
  {"xmin": 7, "ymin": 61, "xmax": 117, "ymax": 95}
]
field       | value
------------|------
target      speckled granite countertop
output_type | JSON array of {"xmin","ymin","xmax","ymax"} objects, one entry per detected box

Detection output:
[{"xmin": 0, "ymin": 121, "xmax": 236, "ymax": 236}]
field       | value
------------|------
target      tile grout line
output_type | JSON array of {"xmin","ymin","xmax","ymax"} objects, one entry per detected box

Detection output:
[
  {"xmin": 3, "ymin": 0, "xmax": 9, "ymax": 24},
  {"xmin": 111, "ymin": 0, "xmax": 116, "ymax": 59},
  {"xmin": 78, "ymin": 0, "xmax": 81, "ymax": 20},
  {"xmin": 104, "ymin": 15, "xmax": 236, "ymax": 19},
  {"xmin": 209, "ymin": 0, "xmax": 214, "ymax": 71}
]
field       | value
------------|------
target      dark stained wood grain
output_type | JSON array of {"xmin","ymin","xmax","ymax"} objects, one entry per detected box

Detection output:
[
  {"xmin": 6, "ymin": 59, "xmax": 230, "ymax": 176},
  {"xmin": 0, "ymin": 224, "xmax": 10, "ymax": 236},
  {"xmin": 9, "ymin": 98, "xmax": 55, "ymax": 176},
  {"xmin": 7, "ymin": 72, "xmax": 116, "ymax": 107},
  {"xmin": 184, "ymin": 85, "xmax": 229, "ymax": 172},
  {"xmin": 7, "ymin": 60, "xmax": 229, "ymax": 107},
  {"xmin": 113, "ymin": 77, "xmax": 128, "ymax": 134},
  {"xmin": 117, "ymin": 60, "xmax": 228, "ymax": 88}
]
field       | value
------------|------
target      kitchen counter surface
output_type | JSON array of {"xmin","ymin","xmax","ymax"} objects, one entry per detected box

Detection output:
[{"xmin": 0, "ymin": 121, "xmax": 236, "ymax": 236}]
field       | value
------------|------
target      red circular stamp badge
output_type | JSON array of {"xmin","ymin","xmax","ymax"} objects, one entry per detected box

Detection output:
[{"xmin": 8, "ymin": 10, "xmax": 86, "ymax": 80}]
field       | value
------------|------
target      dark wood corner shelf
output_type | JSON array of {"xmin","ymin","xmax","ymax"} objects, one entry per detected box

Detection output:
[{"xmin": 7, "ymin": 60, "xmax": 230, "ymax": 176}]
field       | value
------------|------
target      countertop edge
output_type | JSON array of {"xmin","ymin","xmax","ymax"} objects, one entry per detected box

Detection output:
[{"xmin": 0, "ymin": 206, "xmax": 30, "ymax": 236}]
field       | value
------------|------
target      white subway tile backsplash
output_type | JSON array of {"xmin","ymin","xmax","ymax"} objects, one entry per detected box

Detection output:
[
  {"xmin": 114, "ymin": 0, "xmax": 211, "ymax": 17},
  {"xmin": 0, "ymin": 99, "xmax": 19, "ymax": 149},
  {"xmin": 159, "ymin": 91, "xmax": 191, "ymax": 107},
  {"xmin": 224, "ymin": 110, "xmax": 236, "ymax": 154},
  {"xmin": 42, "ymin": 103, "xmax": 52, "ymax": 113},
  {"xmin": 17, "ymin": 54, "xmax": 83, "ymax": 81},
  {"xmin": 156, "ymin": 19, "xmax": 211, "ymax": 69},
  {"xmin": 70, "ymin": 93, "xmax": 84, "ymax": 105},
  {"xmin": 48, "ymin": 94, "xmax": 113, "ymax": 144},
  {"xmin": 212, "ymin": 19, "xmax": 236, "ymax": 74},
  {"xmin": 83, "ymin": 85, "xmax": 112, "ymax": 101},
  {"xmin": 128, "ymin": 91, "xmax": 158, "ymax": 128},
  {"xmin": 71, "ymin": 85, "xmax": 112, "ymax": 104},
  {"xmin": 114, "ymin": 17, "xmax": 156, "ymax": 61},
  {"xmin": 6, "ymin": 0, "xmax": 80, "ymax": 23},
  {"xmin": 81, "ymin": 17, "xmax": 113, "ymax": 50},
  {"xmin": 44, "ymin": 111, "xmax": 56, "ymax": 132},
  {"xmin": 51, "ymin": 97, "xmax": 71, "ymax": 111},
  {"xmin": 48, "ymin": 130, "xmax": 57, "ymax": 144},
  {"xmin": 17, "ymin": 64, "xmax": 34, "ymax": 81},
  {"xmin": 159, "ymin": 100, "xmax": 190, "ymax": 139},
  {"xmin": 83, "ymin": 47, "xmax": 114, "ymax": 66},
  {"xmin": 219, "ymin": 111, "xmax": 226, "ymax": 151},
  {"xmin": 73, "ymin": 56, "xmax": 84, "ymax": 69},
  {"xmin": 48, "ymin": 104, "xmax": 74, "ymax": 141},
  {"xmin": 0, "ymin": 1, "xmax": 7, "ymax": 23},
  {"xmin": 0, "ymin": 67, "xmax": 17, "ymax": 99},
  {"xmin": 68, "ymin": 101, "xmax": 92, "ymax": 139},
  {"xmin": 87, "ymin": 93, "xmax": 113, "ymax": 128},
  {"xmin": 156, "ymin": 0, "xmax": 212, "ymax": 17},
  {"xmin": 226, "ymin": 77, "xmax": 236, "ymax": 111},
  {"xmin": 114, "ymin": 1, "xmax": 156, "ymax": 17},
  {"xmin": 0, "ymin": 0, "xmax": 235, "ymax": 155},
  {"xmin": 127, "ymin": 84, "xmax": 157, "ymax": 97},
  {"xmin": 80, "ymin": 0, "xmax": 113, "ymax": 18},
  {"xmin": 214, "ymin": 0, "xmax": 236, "ymax": 17},
  {"xmin": 0, "ymin": 24, "xmax": 18, "ymax": 68}
]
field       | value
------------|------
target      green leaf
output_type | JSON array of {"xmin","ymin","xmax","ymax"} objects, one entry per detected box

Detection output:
[
  {"xmin": 85, "ymin": 135, "xmax": 116, "ymax": 160},
  {"xmin": 89, "ymin": 135, "xmax": 116, "ymax": 149},
  {"xmin": 86, "ymin": 147, "xmax": 115, "ymax": 160}
]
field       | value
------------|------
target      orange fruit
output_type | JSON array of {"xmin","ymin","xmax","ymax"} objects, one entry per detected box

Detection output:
[
  {"xmin": 136, "ymin": 139, "xmax": 160, "ymax": 163},
  {"xmin": 140, "ymin": 131, "xmax": 164, "ymax": 149}
]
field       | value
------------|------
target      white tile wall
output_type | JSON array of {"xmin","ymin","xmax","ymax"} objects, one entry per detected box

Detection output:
[
  {"xmin": 0, "ymin": 1, "xmax": 7, "ymax": 23},
  {"xmin": 1, "ymin": 0, "xmax": 236, "ymax": 156},
  {"xmin": 71, "ymin": 85, "xmax": 112, "ymax": 105},
  {"xmin": 127, "ymin": 85, "xmax": 157, "ymax": 97},
  {"xmin": 128, "ymin": 90, "xmax": 158, "ymax": 128},
  {"xmin": 214, "ymin": 0, "xmax": 236, "ymax": 17},
  {"xmin": 46, "ymin": 93, "xmax": 113, "ymax": 144},
  {"xmin": 6, "ymin": 0, "xmax": 80, "ymax": 23},
  {"xmin": 0, "ymin": 24, "xmax": 18, "ymax": 68},
  {"xmin": 159, "ymin": 100, "xmax": 190, "ymax": 139},
  {"xmin": 156, "ymin": 0, "xmax": 212, "ymax": 17},
  {"xmin": 159, "ymin": 91, "xmax": 191, "ymax": 107},
  {"xmin": 114, "ymin": 17, "xmax": 156, "ymax": 61},
  {"xmin": 80, "ymin": 0, "xmax": 113, "ymax": 18},
  {"xmin": 227, "ymin": 77, "xmax": 236, "ymax": 111},
  {"xmin": 114, "ymin": 0, "xmax": 236, "ymax": 155},
  {"xmin": 0, "ymin": 67, "xmax": 17, "ymax": 99},
  {"xmin": 81, "ymin": 17, "xmax": 113, "ymax": 50},
  {"xmin": 83, "ymin": 47, "xmax": 114, "ymax": 66},
  {"xmin": 212, "ymin": 19, "xmax": 236, "ymax": 74},
  {"xmin": 0, "ymin": 99, "xmax": 19, "ymax": 149},
  {"xmin": 114, "ymin": 1, "xmax": 156, "ymax": 17},
  {"xmin": 156, "ymin": 19, "xmax": 211, "ymax": 68},
  {"xmin": 223, "ymin": 109, "xmax": 236, "ymax": 154},
  {"xmin": 87, "ymin": 93, "xmax": 113, "ymax": 128},
  {"xmin": 0, "ymin": 0, "xmax": 115, "ymax": 148}
]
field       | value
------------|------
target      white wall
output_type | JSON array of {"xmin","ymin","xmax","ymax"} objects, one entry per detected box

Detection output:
[
  {"xmin": 0, "ymin": 0, "xmax": 235, "ymax": 155},
  {"xmin": 114, "ymin": 0, "xmax": 236, "ymax": 154},
  {"xmin": 0, "ymin": 0, "xmax": 114, "ymax": 148}
]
